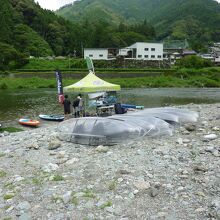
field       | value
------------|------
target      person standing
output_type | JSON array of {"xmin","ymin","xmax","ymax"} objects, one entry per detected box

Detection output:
[
  {"xmin": 63, "ymin": 95, "xmax": 71, "ymax": 118},
  {"xmin": 73, "ymin": 95, "xmax": 81, "ymax": 117},
  {"xmin": 78, "ymin": 94, "xmax": 85, "ymax": 117}
]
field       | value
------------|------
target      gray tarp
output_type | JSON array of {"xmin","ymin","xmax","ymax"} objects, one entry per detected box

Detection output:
[{"xmin": 58, "ymin": 107, "xmax": 198, "ymax": 146}]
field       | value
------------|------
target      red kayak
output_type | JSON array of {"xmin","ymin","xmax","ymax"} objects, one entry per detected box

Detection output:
[{"xmin": 19, "ymin": 118, "xmax": 40, "ymax": 127}]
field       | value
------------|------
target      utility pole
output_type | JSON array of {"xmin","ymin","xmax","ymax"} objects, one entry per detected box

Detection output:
[{"xmin": 81, "ymin": 42, "xmax": 84, "ymax": 58}]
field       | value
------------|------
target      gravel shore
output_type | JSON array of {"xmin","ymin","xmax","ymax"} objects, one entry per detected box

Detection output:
[{"xmin": 0, "ymin": 103, "xmax": 219, "ymax": 220}]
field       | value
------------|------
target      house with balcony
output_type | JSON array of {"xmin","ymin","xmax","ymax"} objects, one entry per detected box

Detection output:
[{"xmin": 119, "ymin": 42, "xmax": 163, "ymax": 60}]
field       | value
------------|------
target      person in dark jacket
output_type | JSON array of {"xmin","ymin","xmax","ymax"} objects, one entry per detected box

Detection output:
[
  {"xmin": 73, "ymin": 94, "xmax": 81, "ymax": 117},
  {"xmin": 63, "ymin": 95, "xmax": 71, "ymax": 116}
]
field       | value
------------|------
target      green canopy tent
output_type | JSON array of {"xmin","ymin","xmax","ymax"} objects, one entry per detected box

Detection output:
[
  {"xmin": 63, "ymin": 58, "xmax": 120, "ymax": 115},
  {"xmin": 63, "ymin": 71, "xmax": 121, "ymax": 93}
]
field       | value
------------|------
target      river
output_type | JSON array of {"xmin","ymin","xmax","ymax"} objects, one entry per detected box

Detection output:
[{"xmin": 0, "ymin": 88, "xmax": 220, "ymax": 127}]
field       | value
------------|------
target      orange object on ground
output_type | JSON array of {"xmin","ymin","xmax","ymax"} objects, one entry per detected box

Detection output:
[{"xmin": 19, "ymin": 118, "xmax": 40, "ymax": 127}]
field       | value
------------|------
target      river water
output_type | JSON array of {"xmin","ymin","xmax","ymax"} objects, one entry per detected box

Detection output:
[{"xmin": 0, "ymin": 88, "xmax": 220, "ymax": 127}]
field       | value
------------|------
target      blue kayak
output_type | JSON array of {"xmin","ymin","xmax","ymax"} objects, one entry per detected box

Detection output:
[
  {"xmin": 39, "ymin": 114, "xmax": 64, "ymax": 122},
  {"xmin": 121, "ymin": 104, "xmax": 144, "ymax": 109}
]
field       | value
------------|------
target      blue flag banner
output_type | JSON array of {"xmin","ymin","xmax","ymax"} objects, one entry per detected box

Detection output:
[{"xmin": 55, "ymin": 70, "xmax": 64, "ymax": 104}]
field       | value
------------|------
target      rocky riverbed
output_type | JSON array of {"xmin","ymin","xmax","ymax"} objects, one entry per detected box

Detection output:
[{"xmin": 0, "ymin": 103, "xmax": 219, "ymax": 220}]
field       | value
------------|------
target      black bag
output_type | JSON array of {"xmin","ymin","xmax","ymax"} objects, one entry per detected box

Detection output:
[{"xmin": 114, "ymin": 103, "xmax": 127, "ymax": 114}]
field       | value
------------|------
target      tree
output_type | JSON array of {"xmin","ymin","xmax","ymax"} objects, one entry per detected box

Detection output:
[
  {"xmin": 0, "ymin": 42, "xmax": 28, "ymax": 70},
  {"xmin": 0, "ymin": 0, "xmax": 14, "ymax": 43},
  {"xmin": 176, "ymin": 55, "xmax": 213, "ymax": 69},
  {"xmin": 13, "ymin": 24, "xmax": 53, "ymax": 57}
]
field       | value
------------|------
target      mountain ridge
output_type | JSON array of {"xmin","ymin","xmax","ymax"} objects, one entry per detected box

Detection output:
[{"xmin": 57, "ymin": 0, "xmax": 220, "ymax": 47}]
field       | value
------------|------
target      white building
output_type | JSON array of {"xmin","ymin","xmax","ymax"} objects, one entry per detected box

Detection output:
[
  {"xmin": 84, "ymin": 48, "xmax": 109, "ymax": 60},
  {"xmin": 121, "ymin": 42, "xmax": 163, "ymax": 60},
  {"xmin": 84, "ymin": 42, "xmax": 163, "ymax": 61}
]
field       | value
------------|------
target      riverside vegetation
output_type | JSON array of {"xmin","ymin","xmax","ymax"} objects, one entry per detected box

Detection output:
[
  {"xmin": 0, "ymin": 56, "xmax": 220, "ymax": 90},
  {"xmin": 0, "ymin": 0, "xmax": 220, "ymax": 71}
]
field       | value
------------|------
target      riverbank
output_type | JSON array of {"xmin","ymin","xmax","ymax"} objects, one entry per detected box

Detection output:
[
  {"xmin": 1, "ymin": 73, "xmax": 220, "ymax": 90},
  {"xmin": 1, "ymin": 65, "xmax": 220, "ymax": 89},
  {"xmin": 0, "ymin": 103, "xmax": 219, "ymax": 219}
]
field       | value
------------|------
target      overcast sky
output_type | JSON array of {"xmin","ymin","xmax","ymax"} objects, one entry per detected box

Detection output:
[
  {"xmin": 35, "ymin": 0, "xmax": 220, "ymax": 11},
  {"xmin": 35, "ymin": 0, "xmax": 75, "ymax": 11}
]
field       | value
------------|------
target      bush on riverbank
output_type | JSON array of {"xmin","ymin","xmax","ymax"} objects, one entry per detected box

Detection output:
[
  {"xmin": 0, "ymin": 127, "xmax": 24, "ymax": 133},
  {"xmin": 176, "ymin": 55, "xmax": 213, "ymax": 69},
  {"xmin": 19, "ymin": 58, "xmax": 171, "ymax": 70},
  {"xmin": 1, "ymin": 74, "xmax": 220, "ymax": 90}
]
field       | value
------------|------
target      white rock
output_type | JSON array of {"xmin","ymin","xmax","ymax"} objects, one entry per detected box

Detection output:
[
  {"xmin": 28, "ymin": 142, "xmax": 39, "ymax": 150},
  {"xmin": 201, "ymin": 121, "xmax": 208, "ymax": 126},
  {"xmin": 57, "ymin": 151, "xmax": 66, "ymax": 158},
  {"xmin": 134, "ymin": 181, "xmax": 151, "ymax": 190},
  {"xmin": 96, "ymin": 145, "xmax": 108, "ymax": 153},
  {"xmin": 212, "ymin": 150, "xmax": 219, "ymax": 157},
  {"xmin": 66, "ymin": 158, "xmax": 79, "ymax": 165},
  {"xmin": 133, "ymin": 190, "xmax": 139, "ymax": 195},
  {"xmin": 195, "ymin": 207, "xmax": 206, "ymax": 212},
  {"xmin": 13, "ymin": 175, "xmax": 25, "ymax": 182},
  {"xmin": 205, "ymin": 146, "xmax": 215, "ymax": 152},
  {"xmin": 62, "ymin": 191, "xmax": 72, "ymax": 204},
  {"xmin": 42, "ymin": 163, "xmax": 59, "ymax": 172},
  {"xmin": 204, "ymin": 134, "xmax": 218, "ymax": 140},
  {"xmin": 183, "ymin": 139, "xmax": 191, "ymax": 143},
  {"xmin": 16, "ymin": 201, "xmax": 31, "ymax": 210},
  {"xmin": 176, "ymin": 138, "xmax": 183, "ymax": 144},
  {"xmin": 212, "ymin": 126, "xmax": 220, "ymax": 131},
  {"xmin": 18, "ymin": 213, "xmax": 31, "ymax": 220},
  {"xmin": 117, "ymin": 178, "xmax": 123, "ymax": 183},
  {"xmin": 128, "ymin": 192, "xmax": 135, "ymax": 199},
  {"xmin": 48, "ymin": 139, "xmax": 61, "ymax": 150}
]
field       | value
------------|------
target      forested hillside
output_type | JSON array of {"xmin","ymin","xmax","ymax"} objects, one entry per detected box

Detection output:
[
  {"xmin": 0, "ymin": 0, "xmax": 78, "ymax": 69},
  {"xmin": 0, "ymin": 0, "xmax": 156, "ymax": 70},
  {"xmin": 58, "ymin": 0, "xmax": 220, "ymax": 50}
]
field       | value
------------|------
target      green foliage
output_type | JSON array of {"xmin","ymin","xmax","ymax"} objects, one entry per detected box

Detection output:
[
  {"xmin": 0, "ymin": 42, "xmax": 29, "ymax": 70},
  {"xmin": 176, "ymin": 56, "xmax": 213, "ymax": 69},
  {"xmin": 0, "ymin": 127, "xmax": 24, "ymax": 133},
  {"xmin": 1, "ymin": 71, "xmax": 220, "ymax": 90},
  {"xmin": 58, "ymin": 0, "xmax": 220, "ymax": 51},
  {"xmin": 71, "ymin": 194, "xmax": 79, "ymax": 205},
  {"xmin": 0, "ymin": 83, "xmax": 8, "ymax": 90},
  {"xmin": 1, "ymin": 0, "xmax": 219, "ymax": 63},
  {"xmin": 0, "ymin": 0, "xmax": 14, "ymax": 43},
  {"xmin": 13, "ymin": 24, "xmax": 53, "ymax": 57},
  {"xmin": 0, "ymin": 170, "xmax": 7, "ymax": 177},
  {"xmin": 100, "ymin": 201, "xmax": 113, "ymax": 209},
  {"xmin": 52, "ymin": 175, "xmax": 64, "ymax": 181},
  {"xmin": 4, "ymin": 194, "xmax": 15, "ymax": 200},
  {"xmin": 21, "ymin": 58, "xmax": 87, "ymax": 70},
  {"xmin": 82, "ymin": 189, "xmax": 96, "ymax": 199}
]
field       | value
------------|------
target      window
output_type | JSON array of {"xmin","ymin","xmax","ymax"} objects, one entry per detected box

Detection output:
[
  {"xmin": 158, "ymin": 55, "xmax": 162, "ymax": 58},
  {"xmin": 151, "ymin": 55, "xmax": 155, "ymax": 58},
  {"xmin": 151, "ymin": 48, "xmax": 155, "ymax": 51},
  {"xmin": 145, "ymin": 55, "xmax": 149, "ymax": 58},
  {"xmin": 89, "ymin": 54, "xmax": 93, "ymax": 57},
  {"xmin": 144, "ymin": 48, "xmax": 149, "ymax": 51},
  {"xmin": 138, "ymin": 55, "xmax": 142, "ymax": 58},
  {"xmin": 99, "ymin": 54, "xmax": 103, "ymax": 57}
]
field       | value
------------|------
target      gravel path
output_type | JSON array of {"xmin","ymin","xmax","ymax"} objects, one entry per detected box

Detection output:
[{"xmin": 0, "ymin": 103, "xmax": 219, "ymax": 220}]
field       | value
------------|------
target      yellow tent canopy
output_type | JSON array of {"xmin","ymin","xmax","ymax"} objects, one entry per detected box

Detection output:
[{"xmin": 64, "ymin": 72, "xmax": 121, "ymax": 93}]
